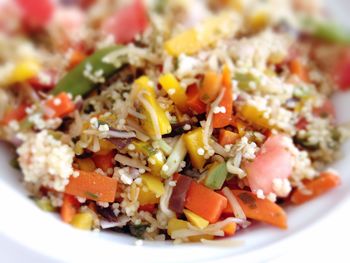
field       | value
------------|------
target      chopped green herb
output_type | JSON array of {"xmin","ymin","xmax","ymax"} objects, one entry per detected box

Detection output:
[{"xmin": 85, "ymin": 191, "xmax": 100, "ymax": 200}]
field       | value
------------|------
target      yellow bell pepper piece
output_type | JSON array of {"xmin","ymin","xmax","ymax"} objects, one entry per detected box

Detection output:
[
  {"xmin": 70, "ymin": 212, "xmax": 93, "ymax": 230},
  {"xmin": 76, "ymin": 158, "xmax": 96, "ymax": 172},
  {"xmin": 10, "ymin": 59, "xmax": 41, "ymax": 83},
  {"xmin": 183, "ymin": 128, "xmax": 206, "ymax": 169},
  {"xmin": 141, "ymin": 174, "xmax": 165, "ymax": 198},
  {"xmin": 240, "ymin": 104, "xmax": 271, "ymax": 129},
  {"xmin": 167, "ymin": 218, "xmax": 214, "ymax": 242},
  {"xmin": 148, "ymin": 150, "xmax": 166, "ymax": 177},
  {"xmin": 134, "ymin": 76, "xmax": 171, "ymax": 138},
  {"xmin": 132, "ymin": 141, "xmax": 157, "ymax": 156},
  {"xmin": 248, "ymin": 8, "xmax": 270, "ymax": 32},
  {"xmin": 96, "ymin": 139, "xmax": 116, "ymax": 155},
  {"xmin": 159, "ymin": 74, "xmax": 188, "ymax": 112},
  {"xmin": 183, "ymin": 209, "xmax": 209, "ymax": 229},
  {"xmin": 138, "ymin": 185, "xmax": 159, "ymax": 205},
  {"xmin": 167, "ymin": 218, "xmax": 189, "ymax": 237},
  {"xmin": 164, "ymin": 12, "xmax": 240, "ymax": 56}
]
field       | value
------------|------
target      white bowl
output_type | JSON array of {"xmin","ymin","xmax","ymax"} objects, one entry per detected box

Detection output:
[{"xmin": 0, "ymin": 2, "xmax": 349, "ymax": 263}]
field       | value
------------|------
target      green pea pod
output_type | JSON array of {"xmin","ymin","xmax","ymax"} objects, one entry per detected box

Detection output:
[
  {"xmin": 304, "ymin": 18, "xmax": 350, "ymax": 44},
  {"xmin": 51, "ymin": 45, "xmax": 126, "ymax": 97}
]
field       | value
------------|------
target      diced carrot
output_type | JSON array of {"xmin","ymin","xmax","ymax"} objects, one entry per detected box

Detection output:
[
  {"xmin": 138, "ymin": 203, "xmax": 156, "ymax": 213},
  {"xmin": 289, "ymin": 59, "xmax": 309, "ymax": 82},
  {"xmin": 223, "ymin": 222, "xmax": 237, "ymax": 236},
  {"xmin": 45, "ymin": 92, "xmax": 75, "ymax": 118},
  {"xmin": 213, "ymin": 66, "xmax": 233, "ymax": 128},
  {"xmin": 1, "ymin": 103, "xmax": 27, "ymax": 125},
  {"xmin": 60, "ymin": 194, "xmax": 80, "ymax": 223},
  {"xmin": 67, "ymin": 49, "xmax": 86, "ymax": 69},
  {"xmin": 92, "ymin": 151, "xmax": 115, "ymax": 172},
  {"xmin": 218, "ymin": 129, "xmax": 240, "ymax": 146},
  {"xmin": 186, "ymin": 84, "xmax": 207, "ymax": 114},
  {"xmin": 291, "ymin": 172, "xmax": 340, "ymax": 205},
  {"xmin": 185, "ymin": 181, "xmax": 228, "ymax": 223},
  {"xmin": 65, "ymin": 170, "xmax": 118, "ymax": 202},
  {"xmin": 223, "ymin": 190, "xmax": 287, "ymax": 229},
  {"xmin": 199, "ymin": 71, "xmax": 222, "ymax": 103}
]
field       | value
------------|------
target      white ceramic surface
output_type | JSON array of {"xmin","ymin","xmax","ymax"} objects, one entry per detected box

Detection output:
[{"xmin": 0, "ymin": 1, "xmax": 349, "ymax": 263}]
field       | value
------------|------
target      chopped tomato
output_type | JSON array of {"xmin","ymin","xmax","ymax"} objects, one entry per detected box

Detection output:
[
  {"xmin": 245, "ymin": 135, "xmax": 293, "ymax": 194},
  {"xmin": 313, "ymin": 99, "xmax": 336, "ymax": 119},
  {"xmin": 29, "ymin": 71, "xmax": 57, "ymax": 91},
  {"xmin": 15, "ymin": 0, "xmax": 55, "ymax": 29},
  {"xmin": 1, "ymin": 104, "xmax": 27, "ymax": 125},
  {"xmin": 334, "ymin": 50, "xmax": 350, "ymax": 91},
  {"xmin": 186, "ymin": 83, "xmax": 207, "ymax": 114},
  {"xmin": 45, "ymin": 92, "xmax": 75, "ymax": 118},
  {"xmin": 295, "ymin": 117, "xmax": 308, "ymax": 130},
  {"xmin": 102, "ymin": 0, "xmax": 149, "ymax": 44}
]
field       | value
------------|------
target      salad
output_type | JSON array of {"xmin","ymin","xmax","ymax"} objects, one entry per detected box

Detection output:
[{"xmin": 0, "ymin": 0, "xmax": 349, "ymax": 243}]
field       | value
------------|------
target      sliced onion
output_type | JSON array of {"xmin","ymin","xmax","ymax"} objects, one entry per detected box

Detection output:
[
  {"xmin": 222, "ymin": 187, "xmax": 246, "ymax": 220},
  {"xmin": 106, "ymin": 129, "xmax": 136, "ymax": 138},
  {"xmin": 159, "ymin": 179, "xmax": 176, "ymax": 218},
  {"xmin": 100, "ymin": 220, "xmax": 120, "ymax": 229},
  {"xmin": 210, "ymin": 139, "xmax": 229, "ymax": 158},
  {"xmin": 115, "ymin": 154, "xmax": 150, "ymax": 171}
]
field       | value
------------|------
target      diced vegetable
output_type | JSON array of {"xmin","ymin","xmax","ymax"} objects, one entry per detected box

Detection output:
[
  {"xmin": 204, "ymin": 162, "xmax": 228, "ymax": 190},
  {"xmin": 9, "ymin": 59, "xmax": 41, "ymax": 84},
  {"xmin": 213, "ymin": 66, "xmax": 233, "ymax": 128},
  {"xmin": 240, "ymin": 104, "xmax": 270, "ymax": 129},
  {"xmin": 159, "ymin": 74, "xmax": 188, "ymax": 112},
  {"xmin": 248, "ymin": 8, "xmax": 270, "ymax": 32},
  {"xmin": 92, "ymin": 151, "xmax": 115, "ymax": 172},
  {"xmin": 161, "ymin": 136, "xmax": 187, "ymax": 178},
  {"xmin": 223, "ymin": 222, "xmax": 237, "ymax": 236},
  {"xmin": 199, "ymin": 71, "xmax": 222, "ymax": 103},
  {"xmin": 183, "ymin": 128, "xmax": 206, "ymax": 170},
  {"xmin": 132, "ymin": 140, "xmax": 157, "ymax": 156},
  {"xmin": 35, "ymin": 198, "xmax": 55, "ymax": 212},
  {"xmin": 16, "ymin": 0, "xmax": 55, "ymax": 28},
  {"xmin": 102, "ymin": 0, "xmax": 148, "ymax": 44},
  {"xmin": 134, "ymin": 76, "xmax": 172, "ymax": 138},
  {"xmin": 334, "ymin": 51, "xmax": 350, "ymax": 91},
  {"xmin": 218, "ymin": 129, "xmax": 240, "ymax": 146},
  {"xmin": 185, "ymin": 181, "xmax": 228, "ymax": 223},
  {"xmin": 167, "ymin": 218, "xmax": 189, "ymax": 237},
  {"xmin": 138, "ymin": 184, "xmax": 159, "ymax": 205},
  {"xmin": 51, "ymin": 45, "xmax": 125, "ymax": 97},
  {"xmin": 141, "ymin": 174, "xmax": 165, "ymax": 198},
  {"xmin": 223, "ymin": 190, "xmax": 287, "ymax": 229},
  {"xmin": 138, "ymin": 204, "xmax": 156, "ymax": 213},
  {"xmin": 184, "ymin": 209, "xmax": 209, "ymax": 229},
  {"xmin": 155, "ymin": 139, "xmax": 172, "ymax": 156},
  {"xmin": 305, "ymin": 18, "xmax": 350, "ymax": 44},
  {"xmin": 68, "ymin": 49, "xmax": 86, "ymax": 69},
  {"xmin": 234, "ymin": 72, "xmax": 260, "ymax": 91},
  {"xmin": 289, "ymin": 59, "xmax": 309, "ymax": 82},
  {"xmin": 65, "ymin": 170, "xmax": 118, "ymax": 202},
  {"xmin": 186, "ymin": 84, "xmax": 207, "ymax": 114},
  {"xmin": 61, "ymin": 194, "xmax": 80, "ymax": 223},
  {"xmin": 246, "ymin": 135, "xmax": 293, "ymax": 194},
  {"xmin": 45, "ymin": 92, "xmax": 75, "ymax": 118},
  {"xmin": 29, "ymin": 70, "xmax": 56, "ymax": 91},
  {"xmin": 169, "ymin": 174, "xmax": 192, "ymax": 213},
  {"xmin": 96, "ymin": 139, "xmax": 117, "ymax": 155},
  {"xmin": 70, "ymin": 212, "xmax": 93, "ymax": 230},
  {"xmin": 291, "ymin": 172, "xmax": 340, "ymax": 205},
  {"xmin": 1, "ymin": 104, "xmax": 27, "ymax": 125},
  {"xmin": 148, "ymin": 150, "xmax": 166, "ymax": 176},
  {"xmin": 76, "ymin": 158, "xmax": 96, "ymax": 172},
  {"xmin": 164, "ymin": 12, "xmax": 239, "ymax": 56}
]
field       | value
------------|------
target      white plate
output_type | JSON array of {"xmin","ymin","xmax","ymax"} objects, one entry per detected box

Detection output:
[{"xmin": 0, "ymin": 2, "xmax": 349, "ymax": 263}]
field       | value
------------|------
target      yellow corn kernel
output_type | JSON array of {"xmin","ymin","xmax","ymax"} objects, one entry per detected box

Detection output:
[
  {"xmin": 138, "ymin": 185, "xmax": 159, "ymax": 205},
  {"xmin": 159, "ymin": 74, "xmax": 188, "ymax": 112},
  {"xmin": 35, "ymin": 198, "xmax": 55, "ymax": 212},
  {"xmin": 96, "ymin": 139, "xmax": 116, "ymax": 155},
  {"xmin": 148, "ymin": 150, "xmax": 166, "ymax": 177},
  {"xmin": 248, "ymin": 8, "xmax": 270, "ymax": 32},
  {"xmin": 70, "ymin": 212, "xmax": 93, "ymax": 230},
  {"xmin": 134, "ymin": 76, "xmax": 172, "ymax": 138},
  {"xmin": 76, "ymin": 158, "xmax": 96, "ymax": 172},
  {"xmin": 183, "ymin": 209, "xmax": 209, "ymax": 229},
  {"xmin": 141, "ymin": 174, "xmax": 164, "ymax": 198},
  {"xmin": 183, "ymin": 128, "xmax": 206, "ymax": 169},
  {"xmin": 240, "ymin": 104, "xmax": 271, "ymax": 129},
  {"xmin": 167, "ymin": 218, "xmax": 189, "ymax": 237},
  {"xmin": 164, "ymin": 12, "xmax": 240, "ymax": 56},
  {"xmin": 10, "ymin": 60, "xmax": 41, "ymax": 83}
]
